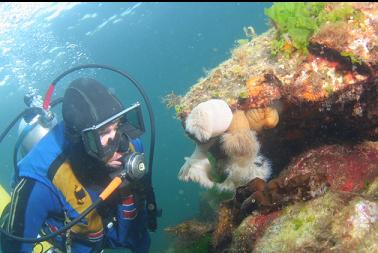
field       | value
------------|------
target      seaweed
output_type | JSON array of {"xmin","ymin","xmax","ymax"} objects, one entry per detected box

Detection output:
[
  {"xmin": 207, "ymin": 153, "xmax": 228, "ymax": 183},
  {"xmin": 163, "ymin": 92, "xmax": 183, "ymax": 108},
  {"xmin": 175, "ymin": 104, "xmax": 185, "ymax": 115},
  {"xmin": 236, "ymin": 39, "xmax": 249, "ymax": 46},
  {"xmin": 340, "ymin": 51, "xmax": 363, "ymax": 65},
  {"xmin": 181, "ymin": 234, "xmax": 212, "ymax": 253},
  {"xmin": 265, "ymin": 3, "xmax": 324, "ymax": 55},
  {"xmin": 316, "ymin": 3, "xmax": 364, "ymax": 25},
  {"xmin": 265, "ymin": 3, "xmax": 364, "ymax": 56},
  {"xmin": 323, "ymin": 84, "xmax": 334, "ymax": 95},
  {"xmin": 167, "ymin": 233, "xmax": 212, "ymax": 253}
]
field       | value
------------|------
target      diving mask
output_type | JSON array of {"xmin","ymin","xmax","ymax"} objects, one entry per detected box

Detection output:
[{"xmin": 82, "ymin": 102, "xmax": 145, "ymax": 162}]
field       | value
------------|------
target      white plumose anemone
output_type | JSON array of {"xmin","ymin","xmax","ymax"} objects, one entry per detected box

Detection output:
[
  {"xmin": 179, "ymin": 100, "xmax": 272, "ymax": 192},
  {"xmin": 178, "ymin": 141, "xmax": 215, "ymax": 188},
  {"xmin": 185, "ymin": 99, "xmax": 233, "ymax": 143}
]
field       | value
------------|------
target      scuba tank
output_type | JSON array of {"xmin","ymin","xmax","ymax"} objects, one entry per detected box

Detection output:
[
  {"xmin": 3, "ymin": 89, "xmax": 58, "ymax": 253},
  {"xmin": 16, "ymin": 89, "xmax": 57, "ymax": 159}
]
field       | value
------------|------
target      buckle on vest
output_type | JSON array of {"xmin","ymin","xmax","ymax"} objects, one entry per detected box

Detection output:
[{"xmin": 74, "ymin": 185, "xmax": 86, "ymax": 205}]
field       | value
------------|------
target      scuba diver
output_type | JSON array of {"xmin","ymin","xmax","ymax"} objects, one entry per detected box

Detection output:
[{"xmin": 0, "ymin": 77, "xmax": 156, "ymax": 253}]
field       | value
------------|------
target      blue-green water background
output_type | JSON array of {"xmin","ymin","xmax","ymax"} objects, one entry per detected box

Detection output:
[{"xmin": 0, "ymin": 2, "xmax": 271, "ymax": 252}]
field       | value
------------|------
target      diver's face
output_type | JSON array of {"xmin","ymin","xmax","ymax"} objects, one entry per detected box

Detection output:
[
  {"xmin": 99, "ymin": 122, "xmax": 123, "ymax": 169},
  {"xmin": 99, "ymin": 122, "xmax": 118, "ymax": 147}
]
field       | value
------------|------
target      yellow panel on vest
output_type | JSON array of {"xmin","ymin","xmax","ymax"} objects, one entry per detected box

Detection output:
[
  {"xmin": 0, "ymin": 185, "xmax": 10, "ymax": 217},
  {"xmin": 1, "ymin": 185, "xmax": 53, "ymax": 253},
  {"xmin": 32, "ymin": 241, "xmax": 55, "ymax": 253},
  {"xmin": 52, "ymin": 162, "xmax": 103, "ymax": 235}
]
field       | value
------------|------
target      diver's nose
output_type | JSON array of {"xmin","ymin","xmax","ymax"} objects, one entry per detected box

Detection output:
[{"xmin": 110, "ymin": 129, "xmax": 117, "ymax": 140}]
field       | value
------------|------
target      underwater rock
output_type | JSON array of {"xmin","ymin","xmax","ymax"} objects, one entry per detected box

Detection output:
[
  {"xmin": 211, "ymin": 171, "xmax": 329, "ymax": 252},
  {"xmin": 309, "ymin": 3, "xmax": 378, "ymax": 74},
  {"xmin": 238, "ymin": 73, "xmax": 283, "ymax": 110},
  {"xmin": 330, "ymin": 197, "xmax": 378, "ymax": 252},
  {"xmin": 167, "ymin": 3, "xmax": 378, "ymax": 252},
  {"xmin": 226, "ymin": 211, "xmax": 281, "ymax": 253},
  {"xmin": 165, "ymin": 2, "xmax": 378, "ymax": 175},
  {"xmin": 234, "ymin": 172, "xmax": 329, "ymax": 223},
  {"xmin": 253, "ymin": 192, "xmax": 347, "ymax": 253},
  {"xmin": 253, "ymin": 182, "xmax": 378, "ymax": 253},
  {"xmin": 209, "ymin": 141, "xmax": 378, "ymax": 252},
  {"xmin": 217, "ymin": 142, "xmax": 378, "ymax": 253},
  {"xmin": 164, "ymin": 219, "xmax": 214, "ymax": 245},
  {"xmin": 213, "ymin": 174, "xmax": 328, "ymax": 248},
  {"xmin": 164, "ymin": 220, "xmax": 214, "ymax": 253},
  {"xmin": 281, "ymin": 141, "xmax": 378, "ymax": 193}
]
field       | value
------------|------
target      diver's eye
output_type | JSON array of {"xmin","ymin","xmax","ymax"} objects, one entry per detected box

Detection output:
[
  {"xmin": 99, "ymin": 122, "xmax": 119, "ymax": 146},
  {"xmin": 101, "ymin": 132, "xmax": 115, "ymax": 147}
]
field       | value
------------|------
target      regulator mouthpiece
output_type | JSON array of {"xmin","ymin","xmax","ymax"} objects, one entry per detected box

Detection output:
[{"xmin": 122, "ymin": 152, "xmax": 147, "ymax": 181}]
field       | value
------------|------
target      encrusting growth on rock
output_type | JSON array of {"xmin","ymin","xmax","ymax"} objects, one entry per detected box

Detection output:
[{"xmin": 245, "ymin": 107, "xmax": 279, "ymax": 132}]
